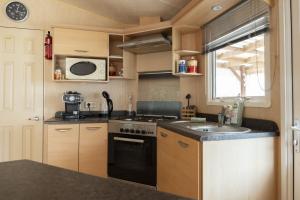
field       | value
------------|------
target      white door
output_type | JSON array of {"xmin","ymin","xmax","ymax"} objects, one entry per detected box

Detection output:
[
  {"xmin": 291, "ymin": 0, "xmax": 300, "ymax": 199},
  {"xmin": 0, "ymin": 27, "xmax": 44, "ymax": 162}
]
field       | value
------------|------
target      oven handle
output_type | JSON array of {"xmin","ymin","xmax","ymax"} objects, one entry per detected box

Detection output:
[{"xmin": 113, "ymin": 137, "xmax": 144, "ymax": 144}]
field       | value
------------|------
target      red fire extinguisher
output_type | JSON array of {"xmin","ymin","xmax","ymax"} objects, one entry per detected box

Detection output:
[{"xmin": 45, "ymin": 31, "xmax": 52, "ymax": 60}]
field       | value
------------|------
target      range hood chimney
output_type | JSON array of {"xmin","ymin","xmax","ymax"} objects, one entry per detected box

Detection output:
[{"xmin": 117, "ymin": 33, "xmax": 172, "ymax": 54}]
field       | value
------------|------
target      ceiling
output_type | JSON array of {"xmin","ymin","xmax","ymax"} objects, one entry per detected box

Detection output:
[{"xmin": 58, "ymin": 0, "xmax": 192, "ymax": 25}]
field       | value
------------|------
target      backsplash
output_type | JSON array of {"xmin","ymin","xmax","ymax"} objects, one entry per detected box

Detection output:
[{"xmin": 138, "ymin": 78, "xmax": 180, "ymax": 101}]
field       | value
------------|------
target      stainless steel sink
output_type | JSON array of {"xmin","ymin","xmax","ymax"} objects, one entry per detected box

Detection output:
[
  {"xmin": 171, "ymin": 121, "xmax": 251, "ymax": 133},
  {"xmin": 193, "ymin": 125, "xmax": 251, "ymax": 133}
]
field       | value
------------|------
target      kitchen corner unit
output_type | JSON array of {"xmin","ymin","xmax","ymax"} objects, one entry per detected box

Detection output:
[{"xmin": 172, "ymin": 26, "xmax": 203, "ymax": 77}]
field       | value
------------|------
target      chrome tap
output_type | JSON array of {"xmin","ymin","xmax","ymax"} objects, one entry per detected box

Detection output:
[{"xmin": 217, "ymin": 106, "xmax": 226, "ymax": 127}]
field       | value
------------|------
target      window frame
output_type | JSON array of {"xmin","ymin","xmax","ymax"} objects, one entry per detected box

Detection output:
[{"xmin": 206, "ymin": 32, "xmax": 271, "ymax": 108}]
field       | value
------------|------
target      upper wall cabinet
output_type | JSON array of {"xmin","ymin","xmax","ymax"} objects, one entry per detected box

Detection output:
[
  {"xmin": 172, "ymin": 26, "xmax": 203, "ymax": 77},
  {"xmin": 53, "ymin": 28, "xmax": 109, "ymax": 57}
]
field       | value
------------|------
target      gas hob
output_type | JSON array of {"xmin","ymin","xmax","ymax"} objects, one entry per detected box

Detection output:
[{"xmin": 108, "ymin": 115, "xmax": 177, "ymax": 137}]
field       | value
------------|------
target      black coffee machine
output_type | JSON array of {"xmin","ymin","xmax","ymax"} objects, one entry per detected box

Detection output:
[{"xmin": 62, "ymin": 91, "xmax": 83, "ymax": 119}]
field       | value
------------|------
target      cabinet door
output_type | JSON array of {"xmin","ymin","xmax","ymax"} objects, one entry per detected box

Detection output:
[
  {"xmin": 79, "ymin": 123, "xmax": 107, "ymax": 177},
  {"xmin": 157, "ymin": 127, "xmax": 200, "ymax": 199},
  {"xmin": 53, "ymin": 28, "xmax": 109, "ymax": 57},
  {"xmin": 46, "ymin": 124, "xmax": 79, "ymax": 171},
  {"xmin": 123, "ymin": 50, "xmax": 136, "ymax": 79}
]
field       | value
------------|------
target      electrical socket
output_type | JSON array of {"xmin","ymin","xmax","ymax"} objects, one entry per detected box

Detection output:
[{"xmin": 84, "ymin": 101, "xmax": 96, "ymax": 109}]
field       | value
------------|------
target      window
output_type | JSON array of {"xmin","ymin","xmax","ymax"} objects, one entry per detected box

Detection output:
[{"xmin": 203, "ymin": 0, "xmax": 271, "ymax": 107}]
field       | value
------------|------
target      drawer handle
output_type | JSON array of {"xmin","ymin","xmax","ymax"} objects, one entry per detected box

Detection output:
[
  {"xmin": 178, "ymin": 141, "xmax": 189, "ymax": 148},
  {"xmin": 74, "ymin": 49, "xmax": 89, "ymax": 53},
  {"xmin": 86, "ymin": 127, "xmax": 102, "ymax": 130},
  {"xmin": 55, "ymin": 128, "xmax": 72, "ymax": 132},
  {"xmin": 160, "ymin": 132, "xmax": 168, "ymax": 138}
]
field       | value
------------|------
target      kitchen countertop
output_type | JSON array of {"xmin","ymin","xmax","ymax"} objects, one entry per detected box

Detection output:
[
  {"xmin": 158, "ymin": 121, "xmax": 279, "ymax": 141},
  {"xmin": 44, "ymin": 116, "xmax": 111, "ymax": 124},
  {"xmin": 0, "ymin": 160, "xmax": 189, "ymax": 200}
]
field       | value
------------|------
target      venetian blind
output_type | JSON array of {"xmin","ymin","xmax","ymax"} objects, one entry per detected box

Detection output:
[{"xmin": 202, "ymin": 0, "xmax": 270, "ymax": 53}]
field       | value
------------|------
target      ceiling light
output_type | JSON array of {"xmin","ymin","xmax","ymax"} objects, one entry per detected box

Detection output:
[{"xmin": 211, "ymin": 4, "xmax": 223, "ymax": 12}]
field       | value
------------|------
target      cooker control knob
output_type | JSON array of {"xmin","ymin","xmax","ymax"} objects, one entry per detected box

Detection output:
[
  {"xmin": 125, "ymin": 128, "xmax": 129, "ymax": 133},
  {"xmin": 120, "ymin": 128, "xmax": 124, "ymax": 132},
  {"xmin": 135, "ymin": 129, "xmax": 141, "ymax": 134},
  {"xmin": 130, "ymin": 129, "xmax": 135, "ymax": 133},
  {"xmin": 141, "ymin": 130, "xmax": 146, "ymax": 134}
]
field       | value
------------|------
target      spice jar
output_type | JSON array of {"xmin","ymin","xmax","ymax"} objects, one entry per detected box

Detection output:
[{"xmin": 187, "ymin": 57, "xmax": 198, "ymax": 73}]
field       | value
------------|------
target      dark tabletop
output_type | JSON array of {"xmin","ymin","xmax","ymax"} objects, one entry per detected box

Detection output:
[
  {"xmin": 0, "ymin": 160, "xmax": 189, "ymax": 200},
  {"xmin": 158, "ymin": 121, "xmax": 279, "ymax": 141}
]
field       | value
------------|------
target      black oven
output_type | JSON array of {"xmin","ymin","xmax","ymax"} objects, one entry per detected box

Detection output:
[{"xmin": 108, "ymin": 133, "xmax": 156, "ymax": 186}]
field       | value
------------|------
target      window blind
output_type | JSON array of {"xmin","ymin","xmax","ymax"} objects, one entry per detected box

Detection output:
[{"xmin": 202, "ymin": 0, "xmax": 270, "ymax": 53}]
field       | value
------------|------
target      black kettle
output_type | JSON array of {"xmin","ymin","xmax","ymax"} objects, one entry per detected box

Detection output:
[{"xmin": 102, "ymin": 91, "xmax": 113, "ymax": 116}]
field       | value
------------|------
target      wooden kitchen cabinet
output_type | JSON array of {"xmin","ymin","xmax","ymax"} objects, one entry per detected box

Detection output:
[
  {"xmin": 44, "ymin": 123, "xmax": 108, "ymax": 177},
  {"xmin": 53, "ymin": 28, "xmax": 109, "ymax": 57},
  {"xmin": 157, "ymin": 126, "xmax": 278, "ymax": 200},
  {"xmin": 79, "ymin": 123, "xmax": 107, "ymax": 177},
  {"xmin": 45, "ymin": 124, "xmax": 79, "ymax": 171},
  {"xmin": 157, "ymin": 127, "xmax": 201, "ymax": 199}
]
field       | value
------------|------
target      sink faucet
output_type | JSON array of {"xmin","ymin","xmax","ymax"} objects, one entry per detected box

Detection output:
[
  {"xmin": 217, "ymin": 113, "xmax": 224, "ymax": 127},
  {"xmin": 217, "ymin": 106, "xmax": 226, "ymax": 127}
]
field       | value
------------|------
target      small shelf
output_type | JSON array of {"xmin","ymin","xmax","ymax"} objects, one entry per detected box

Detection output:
[
  {"xmin": 109, "ymin": 55, "xmax": 123, "ymax": 60},
  {"xmin": 174, "ymin": 50, "xmax": 201, "ymax": 56},
  {"xmin": 173, "ymin": 72, "xmax": 203, "ymax": 77}
]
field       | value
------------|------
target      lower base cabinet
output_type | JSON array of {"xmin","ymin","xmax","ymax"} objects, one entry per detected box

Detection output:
[
  {"xmin": 79, "ymin": 123, "xmax": 107, "ymax": 177},
  {"xmin": 46, "ymin": 124, "xmax": 79, "ymax": 171},
  {"xmin": 157, "ymin": 127, "xmax": 278, "ymax": 200},
  {"xmin": 44, "ymin": 123, "xmax": 107, "ymax": 177},
  {"xmin": 157, "ymin": 127, "xmax": 201, "ymax": 200}
]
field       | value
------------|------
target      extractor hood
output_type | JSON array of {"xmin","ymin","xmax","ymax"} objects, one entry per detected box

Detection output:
[
  {"xmin": 117, "ymin": 33, "xmax": 172, "ymax": 54},
  {"xmin": 138, "ymin": 70, "xmax": 177, "ymax": 79}
]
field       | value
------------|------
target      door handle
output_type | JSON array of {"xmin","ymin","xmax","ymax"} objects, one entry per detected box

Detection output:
[
  {"xmin": 292, "ymin": 120, "xmax": 300, "ymax": 153},
  {"xmin": 74, "ymin": 49, "xmax": 89, "ymax": 53},
  {"xmin": 113, "ymin": 137, "xmax": 144, "ymax": 144},
  {"xmin": 86, "ymin": 127, "xmax": 102, "ymax": 130},
  {"xmin": 160, "ymin": 132, "xmax": 168, "ymax": 138},
  {"xmin": 178, "ymin": 141, "xmax": 189, "ymax": 148},
  {"xmin": 28, "ymin": 116, "xmax": 40, "ymax": 121},
  {"xmin": 55, "ymin": 128, "xmax": 72, "ymax": 132}
]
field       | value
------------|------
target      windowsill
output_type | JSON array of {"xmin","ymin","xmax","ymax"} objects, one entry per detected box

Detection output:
[{"xmin": 207, "ymin": 98, "xmax": 271, "ymax": 108}]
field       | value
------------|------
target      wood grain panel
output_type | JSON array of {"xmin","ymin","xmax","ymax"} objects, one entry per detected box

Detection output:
[
  {"xmin": 136, "ymin": 51, "xmax": 172, "ymax": 72},
  {"xmin": 46, "ymin": 124, "xmax": 79, "ymax": 171},
  {"xmin": 157, "ymin": 127, "xmax": 200, "ymax": 199},
  {"xmin": 22, "ymin": 126, "xmax": 33, "ymax": 160},
  {"xmin": 3, "ymin": 62, "xmax": 14, "ymax": 111},
  {"xmin": 24, "ymin": 63, "xmax": 34, "ymax": 110},
  {"xmin": 0, "ymin": 126, "xmax": 13, "ymax": 162},
  {"xmin": 53, "ymin": 28, "xmax": 109, "ymax": 57},
  {"xmin": 79, "ymin": 123, "xmax": 107, "ymax": 177},
  {"xmin": 202, "ymin": 138, "xmax": 278, "ymax": 200}
]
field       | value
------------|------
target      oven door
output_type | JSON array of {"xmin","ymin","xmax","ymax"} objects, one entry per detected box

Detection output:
[
  {"xmin": 108, "ymin": 133, "xmax": 156, "ymax": 186},
  {"xmin": 65, "ymin": 58, "xmax": 106, "ymax": 80}
]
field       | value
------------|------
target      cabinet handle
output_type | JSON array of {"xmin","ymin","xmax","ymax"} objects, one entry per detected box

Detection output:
[
  {"xmin": 160, "ymin": 132, "xmax": 168, "ymax": 138},
  {"xmin": 55, "ymin": 128, "xmax": 72, "ymax": 132},
  {"xmin": 86, "ymin": 127, "xmax": 102, "ymax": 130},
  {"xmin": 178, "ymin": 141, "xmax": 189, "ymax": 148},
  {"xmin": 74, "ymin": 49, "xmax": 89, "ymax": 53}
]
